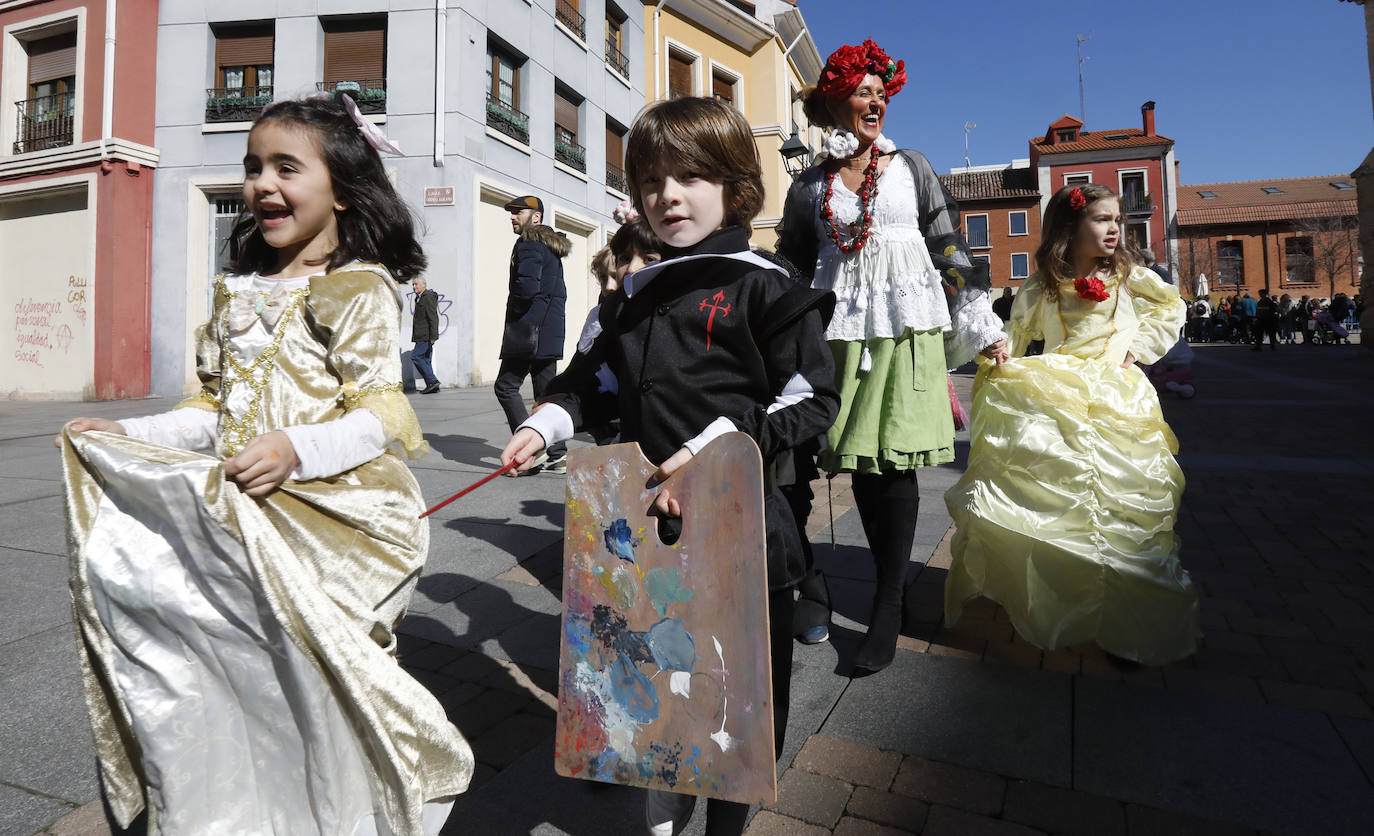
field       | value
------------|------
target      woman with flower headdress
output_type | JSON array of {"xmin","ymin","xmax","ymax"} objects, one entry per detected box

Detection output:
[
  {"xmin": 943, "ymin": 183, "xmax": 1199, "ymax": 666},
  {"xmin": 776, "ymin": 39, "xmax": 1008, "ymax": 675}
]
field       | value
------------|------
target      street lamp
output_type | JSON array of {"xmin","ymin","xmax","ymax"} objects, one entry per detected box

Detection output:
[{"xmin": 779, "ymin": 131, "xmax": 810, "ymax": 178}]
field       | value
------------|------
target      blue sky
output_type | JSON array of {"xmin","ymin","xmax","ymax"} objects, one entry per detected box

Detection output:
[{"xmin": 796, "ymin": 0, "xmax": 1372, "ymax": 185}]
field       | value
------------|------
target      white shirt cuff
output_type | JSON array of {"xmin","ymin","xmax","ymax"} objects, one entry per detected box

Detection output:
[
  {"xmin": 683, "ymin": 416, "xmax": 737, "ymax": 455},
  {"xmin": 120, "ymin": 409, "xmax": 218, "ymax": 453},
  {"xmin": 280, "ymin": 409, "xmax": 387, "ymax": 480},
  {"xmin": 519, "ymin": 404, "xmax": 575, "ymax": 449}
]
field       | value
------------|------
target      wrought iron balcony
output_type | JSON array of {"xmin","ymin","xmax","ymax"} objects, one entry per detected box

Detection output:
[
  {"xmin": 316, "ymin": 80, "xmax": 387, "ymax": 114},
  {"xmin": 605, "ymin": 38, "xmax": 629, "ymax": 77},
  {"xmin": 486, "ymin": 93, "xmax": 530, "ymax": 145},
  {"xmin": 205, "ymin": 86, "xmax": 274, "ymax": 123},
  {"xmin": 606, "ymin": 162, "xmax": 628, "ymax": 193},
  {"xmin": 1122, "ymin": 192, "xmax": 1154, "ymax": 214},
  {"xmin": 556, "ymin": 0, "xmax": 586, "ymax": 40},
  {"xmin": 13, "ymin": 92, "xmax": 74, "ymax": 154},
  {"xmin": 555, "ymin": 137, "xmax": 586, "ymax": 172}
]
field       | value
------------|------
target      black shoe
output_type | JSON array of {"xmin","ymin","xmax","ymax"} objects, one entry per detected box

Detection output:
[
  {"xmin": 422, "ymin": 382, "xmax": 441, "ymax": 394},
  {"xmin": 543, "ymin": 454, "xmax": 567, "ymax": 474},
  {"xmin": 852, "ymin": 603, "xmax": 902, "ymax": 676}
]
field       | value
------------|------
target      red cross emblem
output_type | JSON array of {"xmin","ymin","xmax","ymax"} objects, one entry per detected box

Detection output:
[{"xmin": 699, "ymin": 290, "xmax": 731, "ymax": 350}]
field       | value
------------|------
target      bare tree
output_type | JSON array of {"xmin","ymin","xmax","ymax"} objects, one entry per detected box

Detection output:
[
  {"xmin": 1179, "ymin": 231, "xmax": 1220, "ymax": 298},
  {"xmin": 1291, "ymin": 214, "xmax": 1360, "ymax": 299}
]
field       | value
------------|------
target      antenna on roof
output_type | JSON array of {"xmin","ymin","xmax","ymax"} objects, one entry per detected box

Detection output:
[
  {"xmin": 1074, "ymin": 34, "xmax": 1092, "ymax": 123},
  {"xmin": 964, "ymin": 121, "xmax": 978, "ymax": 170}
]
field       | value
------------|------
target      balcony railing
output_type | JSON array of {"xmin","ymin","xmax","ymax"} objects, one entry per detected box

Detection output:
[
  {"xmin": 1123, "ymin": 192, "xmax": 1154, "ymax": 214},
  {"xmin": 13, "ymin": 92, "xmax": 74, "ymax": 154},
  {"xmin": 605, "ymin": 38, "xmax": 629, "ymax": 77},
  {"xmin": 606, "ymin": 162, "xmax": 628, "ymax": 193},
  {"xmin": 555, "ymin": 137, "xmax": 586, "ymax": 172},
  {"xmin": 555, "ymin": 0, "xmax": 586, "ymax": 40},
  {"xmin": 316, "ymin": 80, "xmax": 387, "ymax": 114},
  {"xmin": 205, "ymin": 86, "xmax": 273, "ymax": 123},
  {"xmin": 486, "ymin": 93, "xmax": 530, "ymax": 145}
]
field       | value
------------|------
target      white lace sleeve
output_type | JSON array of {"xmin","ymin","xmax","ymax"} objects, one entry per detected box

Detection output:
[
  {"xmin": 120, "ymin": 410, "xmax": 218, "ymax": 454},
  {"xmin": 944, "ymin": 291, "xmax": 1007, "ymax": 369},
  {"xmin": 280, "ymin": 409, "xmax": 387, "ymax": 480}
]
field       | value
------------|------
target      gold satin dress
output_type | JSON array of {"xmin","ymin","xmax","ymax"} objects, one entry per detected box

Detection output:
[
  {"xmin": 60, "ymin": 265, "xmax": 473, "ymax": 834},
  {"xmin": 943, "ymin": 266, "xmax": 1200, "ymax": 666}
]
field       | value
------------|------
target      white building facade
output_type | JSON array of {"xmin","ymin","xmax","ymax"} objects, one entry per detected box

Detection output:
[{"xmin": 150, "ymin": 0, "xmax": 646, "ymax": 396}]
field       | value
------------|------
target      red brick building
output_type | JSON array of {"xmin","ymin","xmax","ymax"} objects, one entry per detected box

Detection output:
[
  {"xmin": 1, "ymin": 0, "xmax": 159, "ymax": 399},
  {"xmin": 1029, "ymin": 102, "xmax": 1178, "ymax": 272},
  {"xmin": 1176, "ymin": 176, "xmax": 1360, "ymax": 300},
  {"xmin": 940, "ymin": 164, "xmax": 1041, "ymax": 289}
]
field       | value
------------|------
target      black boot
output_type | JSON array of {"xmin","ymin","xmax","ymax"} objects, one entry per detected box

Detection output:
[{"xmin": 850, "ymin": 470, "xmax": 920, "ymax": 675}]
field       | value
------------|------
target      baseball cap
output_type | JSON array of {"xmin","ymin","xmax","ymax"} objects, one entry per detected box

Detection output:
[{"xmin": 504, "ymin": 195, "xmax": 544, "ymax": 213}]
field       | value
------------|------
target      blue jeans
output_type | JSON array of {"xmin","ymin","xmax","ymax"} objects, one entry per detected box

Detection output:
[{"xmin": 411, "ymin": 340, "xmax": 438, "ymax": 386}]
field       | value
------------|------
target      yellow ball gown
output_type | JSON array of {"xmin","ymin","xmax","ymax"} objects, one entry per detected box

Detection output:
[{"xmin": 943, "ymin": 266, "xmax": 1200, "ymax": 665}]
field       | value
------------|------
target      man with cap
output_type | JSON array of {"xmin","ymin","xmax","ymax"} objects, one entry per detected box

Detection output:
[{"xmin": 495, "ymin": 195, "xmax": 571, "ymax": 472}]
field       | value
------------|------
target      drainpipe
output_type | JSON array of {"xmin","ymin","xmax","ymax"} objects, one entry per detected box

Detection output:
[
  {"xmin": 101, "ymin": 0, "xmax": 116, "ymax": 158},
  {"xmin": 653, "ymin": 0, "xmax": 668, "ymax": 100},
  {"xmin": 433, "ymin": 0, "xmax": 446, "ymax": 166}
]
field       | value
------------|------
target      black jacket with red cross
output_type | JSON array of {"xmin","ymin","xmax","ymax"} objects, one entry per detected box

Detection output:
[{"xmin": 539, "ymin": 227, "xmax": 838, "ymax": 587}]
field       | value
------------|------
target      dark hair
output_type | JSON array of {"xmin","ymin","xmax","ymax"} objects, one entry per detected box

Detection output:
[
  {"xmin": 1034, "ymin": 183, "xmax": 1135, "ymax": 302},
  {"xmin": 230, "ymin": 94, "xmax": 427, "ymax": 281},
  {"xmin": 800, "ymin": 85, "xmax": 836, "ymax": 130},
  {"xmin": 608, "ymin": 217, "xmax": 662, "ymax": 268},
  {"xmin": 624, "ymin": 97, "xmax": 764, "ymax": 229}
]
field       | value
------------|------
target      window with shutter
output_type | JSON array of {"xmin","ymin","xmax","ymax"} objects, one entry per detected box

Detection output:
[
  {"xmin": 668, "ymin": 51, "xmax": 692, "ymax": 98},
  {"xmin": 712, "ymin": 71, "xmax": 734, "ymax": 106},
  {"xmin": 554, "ymin": 89, "xmax": 579, "ymax": 145},
  {"xmin": 214, "ymin": 24, "xmax": 274, "ymax": 94},
  {"xmin": 605, "ymin": 121, "xmax": 626, "ymax": 192},
  {"xmin": 27, "ymin": 32, "xmax": 76, "ymax": 87},
  {"xmin": 323, "ymin": 19, "xmax": 385, "ymax": 86}
]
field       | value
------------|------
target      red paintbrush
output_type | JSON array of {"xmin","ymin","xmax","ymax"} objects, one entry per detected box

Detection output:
[{"xmin": 419, "ymin": 461, "xmax": 519, "ymax": 518}]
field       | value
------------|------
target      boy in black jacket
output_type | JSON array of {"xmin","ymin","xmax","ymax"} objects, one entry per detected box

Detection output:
[{"xmin": 501, "ymin": 97, "xmax": 838, "ymax": 836}]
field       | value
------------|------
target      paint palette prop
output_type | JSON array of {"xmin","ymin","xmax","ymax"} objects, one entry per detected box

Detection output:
[{"xmin": 555, "ymin": 433, "xmax": 776, "ymax": 805}]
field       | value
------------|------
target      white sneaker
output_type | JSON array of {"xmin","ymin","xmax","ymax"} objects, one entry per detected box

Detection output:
[{"xmin": 645, "ymin": 789, "xmax": 695, "ymax": 836}]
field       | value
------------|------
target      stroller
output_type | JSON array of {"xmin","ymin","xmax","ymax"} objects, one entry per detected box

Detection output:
[
  {"xmin": 1147, "ymin": 333, "xmax": 1196, "ymax": 399},
  {"xmin": 1313, "ymin": 308, "xmax": 1351, "ymax": 345}
]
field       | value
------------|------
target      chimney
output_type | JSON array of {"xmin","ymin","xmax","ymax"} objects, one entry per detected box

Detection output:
[{"xmin": 1142, "ymin": 101, "xmax": 1156, "ymax": 136}]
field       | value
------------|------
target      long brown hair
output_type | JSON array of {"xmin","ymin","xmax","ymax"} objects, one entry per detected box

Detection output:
[
  {"xmin": 1033, "ymin": 183, "xmax": 1136, "ymax": 301},
  {"xmin": 624, "ymin": 97, "xmax": 763, "ymax": 229}
]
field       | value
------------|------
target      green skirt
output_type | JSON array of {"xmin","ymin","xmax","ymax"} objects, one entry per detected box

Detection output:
[{"xmin": 820, "ymin": 328, "xmax": 956, "ymax": 475}]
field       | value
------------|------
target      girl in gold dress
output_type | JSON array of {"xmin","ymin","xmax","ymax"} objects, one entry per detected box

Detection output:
[
  {"xmin": 943, "ymin": 183, "xmax": 1200, "ymax": 666},
  {"xmin": 57, "ymin": 95, "xmax": 472, "ymax": 834}
]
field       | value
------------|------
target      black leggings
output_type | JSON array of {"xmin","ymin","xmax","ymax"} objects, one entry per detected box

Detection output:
[{"xmin": 851, "ymin": 469, "xmax": 921, "ymax": 604}]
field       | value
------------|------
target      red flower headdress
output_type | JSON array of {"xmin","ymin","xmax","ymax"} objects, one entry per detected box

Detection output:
[
  {"xmin": 817, "ymin": 39, "xmax": 907, "ymax": 100},
  {"xmin": 1067, "ymin": 187, "xmax": 1087, "ymax": 210}
]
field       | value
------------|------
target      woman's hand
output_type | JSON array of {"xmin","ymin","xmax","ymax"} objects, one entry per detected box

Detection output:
[
  {"xmin": 55, "ymin": 418, "xmax": 126, "ymax": 448},
  {"xmin": 980, "ymin": 339, "xmax": 1011, "ymax": 366},
  {"xmin": 223, "ymin": 431, "xmax": 298, "ymax": 497},
  {"xmin": 1121, "ymin": 352, "xmax": 1137, "ymax": 368},
  {"xmin": 500, "ymin": 428, "xmax": 547, "ymax": 475},
  {"xmin": 647, "ymin": 446, "xmax": 693, "ymax": 517}
]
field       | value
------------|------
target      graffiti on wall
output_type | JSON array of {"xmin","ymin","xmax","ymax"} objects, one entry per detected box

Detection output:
[{"xmin": 12, "ymin": 275, "xmax": 86, "ymax": 369}]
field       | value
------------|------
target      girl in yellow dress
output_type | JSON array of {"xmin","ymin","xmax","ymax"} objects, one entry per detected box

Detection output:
[
  {"xmin": 57, "ymin": 95, "xmax": 472, "ymax": 834},
  {"xmin": 943, "ymin": 183, "xmax": 1200, "ymax": 666}
]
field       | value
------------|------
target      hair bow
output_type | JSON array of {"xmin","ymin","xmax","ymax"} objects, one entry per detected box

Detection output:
[
  {"xmin": 612, "ymin": 200, "xmax": 639, "ymax": 225},
  {"xmin": 342, "ymin": 94, "xmax": 403, "ymax": 156}
]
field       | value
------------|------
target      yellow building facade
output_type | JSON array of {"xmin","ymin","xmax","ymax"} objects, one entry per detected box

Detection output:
[{"xmin": 638, "ymin": 0, "xmax": 822, "ymax": 248}]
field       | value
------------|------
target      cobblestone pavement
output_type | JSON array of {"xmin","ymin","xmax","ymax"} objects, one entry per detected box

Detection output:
[{"xmin": 6, "ymin": 338, "xmax": 1372, "ymax": 835}]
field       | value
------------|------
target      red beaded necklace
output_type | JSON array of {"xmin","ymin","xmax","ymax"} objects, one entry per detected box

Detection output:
[{"xmin": 820, "ymin": 145, "xmax": 881, "ymax": 254}]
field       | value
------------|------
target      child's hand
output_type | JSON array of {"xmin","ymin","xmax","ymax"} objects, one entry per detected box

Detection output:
[
  {"xmin": 980, "ymin": 339, "xmax": 1011, "ymax": 366},
  {"xmin": 223, "ymin": 430, "xmax": 299, "ymax": 497},
  {"xmin": 501, "ymin": 428, "xmax": 547, "ymax": 475},
  {"xmin": 647, "ymin": 446, "xmax": 693, "ymax": 517},
  {"xmin": 55, "ymin": 418, "xmax": 126, "ymax": 448},
  {"xmin": 1121, "ymin": 352, "xmax": 1137, "ymax": 368}
]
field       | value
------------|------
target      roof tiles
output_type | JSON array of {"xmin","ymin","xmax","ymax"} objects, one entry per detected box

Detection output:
[
  {"xmin": 1177, "ymin": 175, "xmax": 1357, "ymax": 226},
  {"xmin": 1032, "ymin": 127, "xmax": 1173, "ymax": 154},
  {"xmin": 939, "ymin": 168, "xmax": 1040, "ymax": 201}
]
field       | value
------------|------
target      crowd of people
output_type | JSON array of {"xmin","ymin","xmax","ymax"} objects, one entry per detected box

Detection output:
[
  {"xmin": 53, "ymin": 37, "xmax": 1210, "ymax": 836},
  {"xmin": 1185, "ymin": 289, "xmax": 1362, "ymax": 347}
]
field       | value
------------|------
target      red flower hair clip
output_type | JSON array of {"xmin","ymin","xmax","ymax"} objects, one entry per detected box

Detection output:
[
  {"xmin": 1067, "ymin": 187, "xmax": 1087, "ymax": 210},
  {"xmin": 1074, "ymin": 277, "xmax": 1110, "ymax": 302},
  {"xmin": 817, "ymin": 39, "xmax": 907, "ymax": 101}
]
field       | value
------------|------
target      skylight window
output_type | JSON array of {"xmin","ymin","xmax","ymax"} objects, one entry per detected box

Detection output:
[
  {"xmin": 1330, "ymin": 182, "xmax": 1354, "ymax": 190},
  {"xmin": 1104, "ymin": 133, "xmax": 1129, "ymax": 140},
  {"xmin": 1261, "ymin": 187, "xmax": 1284, "ymax": 195},
  {"xmin": 1198, "ymin": 191, "xmax": 1218, "ymax": 199}
]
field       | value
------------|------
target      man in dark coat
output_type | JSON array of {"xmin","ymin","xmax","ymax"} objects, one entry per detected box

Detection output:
[
  {"xmin": 411, "ymin": 276, "xmax": 441, "ymax": 393},
  {"xmin": 495, "ymin": 195, "xmax": 570, "ymax": 471}
]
